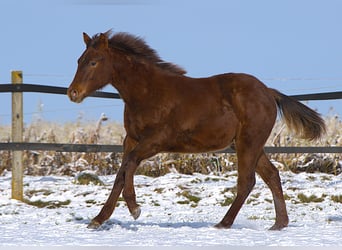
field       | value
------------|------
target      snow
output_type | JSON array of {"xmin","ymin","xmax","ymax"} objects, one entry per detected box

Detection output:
[{"xmin": 0, "ymin": 171, "xmax": 341, "ymax": 246}]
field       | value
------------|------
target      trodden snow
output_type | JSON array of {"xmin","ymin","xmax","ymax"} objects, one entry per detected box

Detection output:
[{"xmin": 0, "ymin": 170, "xmax": 341, "ymax": 246}]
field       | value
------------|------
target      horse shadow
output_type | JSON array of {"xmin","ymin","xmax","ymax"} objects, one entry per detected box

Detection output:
[{"xmin": 74, "ymin": 217, "xmax": 213, "ymax": 231}]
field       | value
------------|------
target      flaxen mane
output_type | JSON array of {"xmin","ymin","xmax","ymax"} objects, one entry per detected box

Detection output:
[{"xmin": 92, "ymin": 31, "xmax": 186, "ymax": 75}]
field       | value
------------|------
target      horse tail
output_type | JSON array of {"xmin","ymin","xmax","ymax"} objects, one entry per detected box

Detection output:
[{"xmin": 268, "ymin": 88, "xmax": 326, "ymax": 140}]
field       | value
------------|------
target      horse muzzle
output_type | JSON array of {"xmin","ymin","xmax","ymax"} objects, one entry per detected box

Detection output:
[{"xmin": 67, "ymin": 87, "xmax": 84, "ymax": 103}]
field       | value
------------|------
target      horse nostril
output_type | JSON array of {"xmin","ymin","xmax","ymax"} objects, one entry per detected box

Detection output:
[
  {"xmin": 68, "ymin": 88, "xmax": 80, "ymax": 102},
  {"xmin": 71, "ymin": 89, "xmax": 78, "ymax": 98},
  {"xmin": 68, "ymin": 89, "xmax": 79, "ymax": 101}
]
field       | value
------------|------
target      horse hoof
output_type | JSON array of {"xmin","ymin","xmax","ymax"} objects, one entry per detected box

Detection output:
[
  {"xmin": 131, "ymin": 206, "xmax": 141, "ymax": 220},
  {"xmin": 269, "ymin": 223, "xmax": 287, "ymax": 231},
  {"xmin": 214, "ymin": 222, "xmax": 231, "ymax": 229},
  {"xmin": 87, "ymin": 220, "xmax": 101, "ymax": 229}
]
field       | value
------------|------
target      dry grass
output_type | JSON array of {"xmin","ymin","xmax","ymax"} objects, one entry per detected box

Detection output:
[
  {"xmin": 0, "ymin": 113, "xmax": 341, "ymax": 176},
  {"xmin": 265, "ymin": 113, "xmax": 342, "ymax": 175}
]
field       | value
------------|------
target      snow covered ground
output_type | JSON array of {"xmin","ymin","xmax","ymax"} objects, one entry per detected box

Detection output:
[{"xmin": 0, "ymin": 170, "xmax": 341, "ymax": 246}]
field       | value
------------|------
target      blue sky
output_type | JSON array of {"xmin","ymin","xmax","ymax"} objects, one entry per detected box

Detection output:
[{"xmin": 0, "ymin": 0, "xmax": 341, "ymax": 125}]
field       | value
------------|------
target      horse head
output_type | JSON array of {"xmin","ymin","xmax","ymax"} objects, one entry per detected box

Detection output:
[{"xmin": 68, "ymin": 32, "xmax": 113, "ymax": 103}]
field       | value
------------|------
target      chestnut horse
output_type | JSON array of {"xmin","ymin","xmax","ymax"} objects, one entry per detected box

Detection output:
[{"xmin": 67, "ymin": 31, "xmax": 325, "ymax": 230}]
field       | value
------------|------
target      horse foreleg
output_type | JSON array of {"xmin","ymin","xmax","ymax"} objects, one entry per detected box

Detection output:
[
  {"xmin": 121, "ymin": 139, "xmax": 159, "ymax": 220},
  {"xmin": 88, "ymin": 136, "xmax": 137, "ymax": 229},
  {"xmin": 122, "ymin": 161, "xmax": 141, "ymax": 220},
  {"xmin": 88, "ymin": 167, "xmax": 125, "ymax": 229},
  {"xmin": 256, "ymin": 152, "xmax": 289, "ymax": 230},
  {"xmin": 119, "ymin": 136, "xmax": 141, "ymax": 219},
  {"xmin": 88, "ymin": 159, "xmax": 140, "ymax": 228}
]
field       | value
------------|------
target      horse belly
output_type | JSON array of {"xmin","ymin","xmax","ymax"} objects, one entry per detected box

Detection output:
[{"xmin": 173, "ymin": 110, "xmax": 238, "ymax": 153}]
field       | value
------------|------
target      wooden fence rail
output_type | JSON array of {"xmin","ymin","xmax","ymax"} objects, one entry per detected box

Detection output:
[
  {"xmin": 1, "ymin": 143, "xmax": 342, "ymax": 154},
  {"xmin": 1, "ymin": 83, "xmax": 342, "ymax": 100},
  {"xmin": 0, "ymin": 71, "xmax": 342, "ymax": 201}
]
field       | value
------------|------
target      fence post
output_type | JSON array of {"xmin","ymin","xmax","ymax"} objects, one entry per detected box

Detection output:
[{"xmin": 11, "ymin": 70, "xmax": 23, "ymax": 201}]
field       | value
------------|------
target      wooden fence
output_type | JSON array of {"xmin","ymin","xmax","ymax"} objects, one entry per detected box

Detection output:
[{"xmin": 1, "ymin": 71, "xmax": 342, "ymax": 201}]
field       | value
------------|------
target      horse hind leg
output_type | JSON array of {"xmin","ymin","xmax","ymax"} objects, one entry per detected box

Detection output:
[
  {"xmin": 255, "ymin": 152, "xmax": 289, "ymax": 230},
  {"xmin": 215, "ymin": 171, "xmax": 256, "ymax": 228},
  {"xmin": 215, "ymin": 138, "xmax": 261, "ymax": 229}
]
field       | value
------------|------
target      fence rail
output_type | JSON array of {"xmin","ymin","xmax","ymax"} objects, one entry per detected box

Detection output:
[
  {"xmin": 0, "ymin": 83, "xmax": 121, "ymax": 99},
  {"xmin": 1, "ymin": 83, "xmax": 342, "ymax": 100},
  {"xmin": 0, "ymin": 71, "xmax": 341, "ymax": 201},
  {"xmin": 1, "ymin": 142, "xmax": 342, "ymax": 154}
]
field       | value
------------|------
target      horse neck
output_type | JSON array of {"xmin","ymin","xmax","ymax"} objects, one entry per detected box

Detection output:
[{"xmin": 110, "ymin": 54, "xmax": 167, "ymax": 107}]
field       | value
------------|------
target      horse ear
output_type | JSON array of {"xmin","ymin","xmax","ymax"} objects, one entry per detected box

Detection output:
[
  {"xmin": 97, "ymin": 33, "xmax": 109, "ymax": 49},
  {"xmin": 83, "ymin": 32, "xmax": 91, "ymax": 47}
]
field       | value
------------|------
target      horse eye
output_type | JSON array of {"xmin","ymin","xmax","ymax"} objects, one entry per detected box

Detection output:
[{"xmin": 90, "ymin": 61, "xmax": 97, "ymax": 67}]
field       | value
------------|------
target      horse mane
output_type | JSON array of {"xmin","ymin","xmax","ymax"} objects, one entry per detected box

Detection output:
[{"xmin": 91, "ymin": 31, "xmax": 186, "ymax": 75}]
